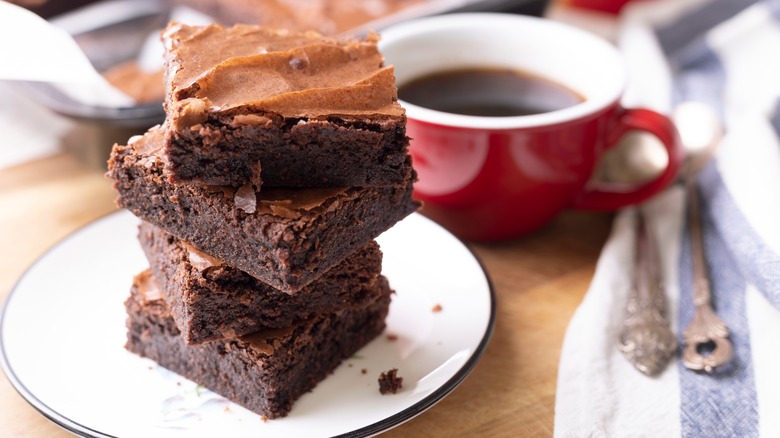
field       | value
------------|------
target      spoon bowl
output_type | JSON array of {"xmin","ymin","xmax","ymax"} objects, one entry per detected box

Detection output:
[{"xmin": 673, "ymin": 101, "xmax": 723, "ymax": 175}]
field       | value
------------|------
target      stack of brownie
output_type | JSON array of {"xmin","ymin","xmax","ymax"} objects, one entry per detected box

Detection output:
[{"xmin": 107, "ymin": 22, "xmax": 418, "ymax": 419}]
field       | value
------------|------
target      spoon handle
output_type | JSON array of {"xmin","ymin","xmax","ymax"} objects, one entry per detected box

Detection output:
[
  {"xmin": 619, "ymin": 211, "xmax": 677, "ymax": 376},
  {"xmin": 681, "ymin": 175, "xmax": 732, "ymax": 372}
]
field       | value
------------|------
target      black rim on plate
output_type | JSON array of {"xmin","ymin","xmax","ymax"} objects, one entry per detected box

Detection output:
[{"xmin": 0, "ymin": 211, "xmax": 496, "ymax": 438}]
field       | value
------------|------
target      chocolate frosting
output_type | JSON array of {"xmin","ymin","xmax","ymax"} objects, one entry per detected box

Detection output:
[{"xmin": 162, "ymin": 22, "xmax": 403, "ymax": 130}]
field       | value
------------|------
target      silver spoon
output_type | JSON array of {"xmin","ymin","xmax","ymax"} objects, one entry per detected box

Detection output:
[
  {"xmin": 619, "ymin": 101, "xmax": 730, "ymax": 375},
  {"xmin": 619, "ymin": 209, "xmax": 677, "ymax": 376},
  {"xmin": 675, "ymin": 102, "xmax": 733, "ymax": 373}
]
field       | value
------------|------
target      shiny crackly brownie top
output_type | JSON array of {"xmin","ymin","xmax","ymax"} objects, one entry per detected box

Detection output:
[{"xmin": 162, "ymin": 22, "xmax": 404, "ymax": 129}]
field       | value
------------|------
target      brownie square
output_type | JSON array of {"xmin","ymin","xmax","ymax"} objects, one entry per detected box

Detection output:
[
  {"xmin": 160, "ymin": 22, "xmax": 413, "ymax": 188},
  {"xmin": 139, "ymin": 221, "xmax": 385, "ymax": 344},
  {"xmin": 125, "ymin": 270, "xmax": 392, "ymax": 419},
  {"xmin": 107, "ymin": 126, "xmax": 419, "ymax": 293}
]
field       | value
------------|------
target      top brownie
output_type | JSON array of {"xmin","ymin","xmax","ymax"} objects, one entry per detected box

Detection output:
[{"xmin": 161, "ymin": 22, "xmax": 412, "ymax": 188}]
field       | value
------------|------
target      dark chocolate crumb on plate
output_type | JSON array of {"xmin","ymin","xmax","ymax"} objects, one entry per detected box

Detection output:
[{"xmin": 378, "ymin": 368, "xmax": 403, "ymax": 394}]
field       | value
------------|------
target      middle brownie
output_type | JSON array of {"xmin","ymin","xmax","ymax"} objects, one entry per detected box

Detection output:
[
  {"xmin": 107, "ymin": 126, "xmax": 419, "ymax": 293},
  {"xmin": 139, "ymin": 222, "xmax": 384, "ymax": 344}
]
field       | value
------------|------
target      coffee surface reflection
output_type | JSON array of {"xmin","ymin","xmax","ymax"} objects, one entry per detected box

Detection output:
[{"xmin": 398, "ymin": 68, "xmax": 584, "ymax": 117}]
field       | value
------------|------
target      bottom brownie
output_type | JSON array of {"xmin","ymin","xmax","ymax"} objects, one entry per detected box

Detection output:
[{"xmin": 125, "ymin": 270, "xmax": 392, "ymax": 419}]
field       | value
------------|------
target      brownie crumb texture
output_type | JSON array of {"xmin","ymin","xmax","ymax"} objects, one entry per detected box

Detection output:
[{"xmin": 378, "ymin": 368, "xmax": 403, "ymax": 395}]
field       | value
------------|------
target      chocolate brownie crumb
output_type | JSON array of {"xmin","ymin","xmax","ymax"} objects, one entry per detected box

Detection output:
[
  {"xmin": 378, "ymin": 368, "xmax": 403, "ymax": 394},
  {"xmin": 386, "ymin": 334, "xmax": 398, "ymax": 341},
  {"xmin": 361, "ymin": 368, "xmax": 367, "ymax": 375}
]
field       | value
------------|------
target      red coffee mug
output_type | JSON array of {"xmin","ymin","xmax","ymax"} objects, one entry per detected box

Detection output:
[{"xmin": 380, "ymin": 13, "xmax": 682, "ymax": 241}]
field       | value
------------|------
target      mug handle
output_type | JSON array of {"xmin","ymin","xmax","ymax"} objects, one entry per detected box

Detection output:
[{"xmin": 572, "ymin": 106, "xmax": 684, "ymax": 210}]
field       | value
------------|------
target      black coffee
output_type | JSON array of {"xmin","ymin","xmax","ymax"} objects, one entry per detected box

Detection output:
[{"xmin": 398, "ymin": 67, "xmax": 583, "ymax": 117}]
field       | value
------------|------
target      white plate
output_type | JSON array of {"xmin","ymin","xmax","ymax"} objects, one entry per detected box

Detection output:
[{"xmin": 0, "ymin": 211, "xmax": 494, "ymax": 437}]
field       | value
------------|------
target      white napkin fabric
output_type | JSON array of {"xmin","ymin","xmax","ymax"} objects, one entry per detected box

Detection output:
[{"xmin": 555, "ymin": 0, "xmax": 780, "ymax": 436}]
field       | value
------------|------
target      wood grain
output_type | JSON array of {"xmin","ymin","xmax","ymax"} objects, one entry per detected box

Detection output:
[{"xmin": 0, "ymin": 154, "xmax": 613, "ymax": 437}]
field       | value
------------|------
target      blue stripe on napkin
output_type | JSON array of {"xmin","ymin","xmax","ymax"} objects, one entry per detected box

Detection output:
[
  {"xmin": 655, "ymin": 2, "xmax": 767, "ymax": 436},
  {"xmin": 656, "ymin": 5, "xmax": 727, "ymax": 118},
  {"xmin": 655, "ymin": 0, "xmax": 759, "ymax": 63},
  {"xmin": 768, "ymin": 0, "xmax": 780, "ymax": 19},
  {"xmin": 765, "ymin": 0, "xmax": 780, "ymax": 137},
  {"xmin": 677, "ymin": 178, "xmax": 759, "ymax": 437},
  {"xmin": 700, "ymin": 164, "xmax": 780, "ymax": 308},
  {"xmin": 669, "ymin": 40, "xmax": 726, "ymax": 120}
]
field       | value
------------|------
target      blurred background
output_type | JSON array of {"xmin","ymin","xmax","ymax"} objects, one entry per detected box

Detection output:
[{"xmin": 1, "ymin": 0, "xmax": 640, "ymax": 172}]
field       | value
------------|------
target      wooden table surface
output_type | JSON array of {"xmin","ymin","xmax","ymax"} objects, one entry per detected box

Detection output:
[{"xmin": 0, "ymin": 144, "xmax": 614, "ymax": 437}]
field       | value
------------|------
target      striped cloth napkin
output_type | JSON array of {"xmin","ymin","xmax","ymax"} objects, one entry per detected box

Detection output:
[{"xmin": 554, "ymin": 0, "xmax": 780, "ymax": 436}]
